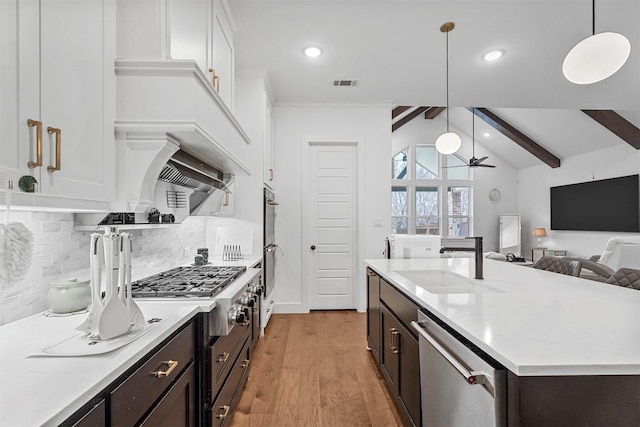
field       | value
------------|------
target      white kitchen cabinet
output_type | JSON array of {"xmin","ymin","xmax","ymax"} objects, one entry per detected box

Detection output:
[
  {"xmin": 0, "ymin": 0, "xmax": 115, "ymax": 210},
  {"xmin": 263, "ymin": 95, "xmax": 275, "ymax": 185},
  {"xmin": 210, "ymin": 0, "xmax": 235, "ymax": 110},
  {"xmin": 157, "ymin": 0, "xmax": 235, "ymax": 110}
]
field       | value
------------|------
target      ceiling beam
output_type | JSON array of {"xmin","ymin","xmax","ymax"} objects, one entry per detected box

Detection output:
[
  {"xmin": 582, "ymin": 110, "xmax": 640, "ymax": 149},
  {"xmin": 424, "ymin": 107, "xmax": 445, "ymax": 120},
  {"xmin": 392, "ymin": 106, "xmax": 429, "ymax": 132},
  {"xmin": 391, "ymin": 106, "xmax": 412, "ymax": 119},
  {"xmin": 473, "ymin": 108, "xmax": 561, "ymax": 169}
]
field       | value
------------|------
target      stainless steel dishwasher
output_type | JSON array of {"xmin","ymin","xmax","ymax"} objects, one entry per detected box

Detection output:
[{"xmin": 412, "ymin": 311, "xmax": 507, "ymax": 427}]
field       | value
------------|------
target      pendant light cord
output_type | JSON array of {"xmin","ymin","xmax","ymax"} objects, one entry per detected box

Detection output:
[
  {"xmin": 445, "ymin": 30, "xmax": 450, "ymax": 132},
  {"xmin": 592, "ymin": 0, "xmax": 595, "ymax": 35},
  {"xmin": 472, "ymin": 107, "xmax": 475, "ymax": 157}
]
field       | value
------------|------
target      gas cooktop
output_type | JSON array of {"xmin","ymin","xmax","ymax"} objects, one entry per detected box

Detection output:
[{"xmin": 131, "ymin": 265, "xmax": 247, "ymax": 298}]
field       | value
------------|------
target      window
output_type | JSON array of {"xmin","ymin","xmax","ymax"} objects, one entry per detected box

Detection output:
[
  {"xmin": 391, "ymin": 186, "xmax": 408, "ymax": 234},
  {"xmin": 415, "ymin": 146, "xmax": 438, "ymax": 179},
  {"xmin": 392, "ymin": 148, "xmax": 408, "ymax": 180},
  {"xmin": 391, "ymin": 145, "xmax": 473, "ymax": 236},
  {"xmin": 416, "ymin": 186, "xmax": 439, "ymax": 235},
  {"xmin": 447, "ymin": 186, "xmax": 470, "ymax": 236}
]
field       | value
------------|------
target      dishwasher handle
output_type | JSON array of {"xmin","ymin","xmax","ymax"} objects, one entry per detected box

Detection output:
[{"xmin": 411, "ymin": 320, "xmax": 487, "ymax": 385}]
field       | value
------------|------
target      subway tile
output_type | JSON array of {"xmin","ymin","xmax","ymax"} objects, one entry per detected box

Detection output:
[
  {"xmin": 2, "ymin": 281, "xmax": 30, "ymax": 299},
  {"xmin": 4, "ymin": 304, "xmax": 32, "ymax": 324},
  {"xmin": 42, "ymin": 264, "xmax": 62, "ymax": 277},
  {"xmin": 42, "ymin": 222, "xmax": 61, "ymax": 233},
  {"xmin": 31, "ymin": 212, "xmax": 52, "ymax": 221}
]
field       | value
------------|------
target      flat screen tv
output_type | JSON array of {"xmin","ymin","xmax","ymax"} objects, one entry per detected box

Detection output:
[{"xmin": 550, "ymin": 174, "xmax": 639, "ymax": 232}]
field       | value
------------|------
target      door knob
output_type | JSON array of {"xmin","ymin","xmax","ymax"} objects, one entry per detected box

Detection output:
[{"xmin": 310, "ymin": 245, "xmax": 316, "ymax": 250}]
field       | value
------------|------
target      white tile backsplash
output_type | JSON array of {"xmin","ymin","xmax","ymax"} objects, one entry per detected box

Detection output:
[{"xmin": 0, "ymin": 214, "xmax": 207, "ymax": 326}]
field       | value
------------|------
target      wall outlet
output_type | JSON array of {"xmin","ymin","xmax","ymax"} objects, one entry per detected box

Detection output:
[
  {"xmin": 373, "ymin": 217, "xmax": 382, "ymax": 227},
  {"xmin": 183, "ymin": 247, "xmax": 191, "ymax": 257}
]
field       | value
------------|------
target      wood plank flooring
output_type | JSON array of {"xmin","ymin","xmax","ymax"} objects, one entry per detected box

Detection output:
[{"xmin": 228, "ymin": 310, "xmax": 404, "ymax": 427}]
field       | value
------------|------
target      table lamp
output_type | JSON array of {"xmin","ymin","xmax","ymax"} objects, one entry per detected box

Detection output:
[{"xmin": 532, "ymin": 228, "xmax": 547, "ymax": 247}]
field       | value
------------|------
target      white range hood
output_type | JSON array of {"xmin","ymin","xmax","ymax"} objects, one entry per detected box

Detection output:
[{"xmin": 113, "ymin": 59, "xmax": 251, "ymax": 215}]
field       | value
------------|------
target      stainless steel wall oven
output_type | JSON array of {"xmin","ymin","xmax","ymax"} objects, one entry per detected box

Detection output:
[{"xmin": 262, "ymin": 187, "xmax": 278, "ymax": 330}]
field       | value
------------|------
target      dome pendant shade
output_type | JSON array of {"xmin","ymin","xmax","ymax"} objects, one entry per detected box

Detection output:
[
  {"xmin": 435, "ymin": 132, "xmax": 462, "ymax": 155},
  {"xmin": 563, "ymin": 32, "xmax": 631, "ymax": 84}
]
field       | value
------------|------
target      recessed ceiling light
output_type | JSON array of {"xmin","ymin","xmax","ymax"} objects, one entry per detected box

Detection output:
[
  {"xmin": 482, "ymin": 50, "xmax": 504, "ymax": 61},
  {"xmin": 303, "ymin": 46, "xmax": 323, "ymax": 58},
  {"xmin": 483, "ymin": 132, "xmax": 491, "ymax": 137}
]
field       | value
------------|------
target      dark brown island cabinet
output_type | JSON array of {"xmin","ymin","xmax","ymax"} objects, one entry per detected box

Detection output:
[
  {"xmin": 366, "ymin": 267, "xmax": 640, "ymax": 427},
  {"xmin": 367, "ymin": 267, "xmax": 421, "ymax": 427}
]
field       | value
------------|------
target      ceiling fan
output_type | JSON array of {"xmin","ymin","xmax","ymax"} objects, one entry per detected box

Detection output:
[{"xmin": 447, "ymin": 108, "xmax": 496, "ymax": 169}]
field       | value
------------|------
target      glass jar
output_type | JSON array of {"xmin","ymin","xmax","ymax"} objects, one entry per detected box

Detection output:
[{"xmin": 47, "ymin": 278, "xmax": 91, "ymax": 314}]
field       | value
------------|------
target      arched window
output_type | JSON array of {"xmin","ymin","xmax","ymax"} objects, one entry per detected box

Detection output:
[{"xmin": 391, "ymin": 145, "xmax": 472, "ymax": 236}]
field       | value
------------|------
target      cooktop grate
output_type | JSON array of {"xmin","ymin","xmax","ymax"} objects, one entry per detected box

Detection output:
[{"xmin": 131, "ymin": 265, "xmax": 247, "ymax": 298}]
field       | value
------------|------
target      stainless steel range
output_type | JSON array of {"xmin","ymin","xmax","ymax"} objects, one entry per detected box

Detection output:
[{"xmin": 131, "ymin": 265, "xmax": 262, "ymax": 337}]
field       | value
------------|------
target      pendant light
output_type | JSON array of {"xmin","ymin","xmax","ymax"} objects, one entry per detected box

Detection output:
[
  {"xmin": 562, "ymin": 0, "xmax": 631, "ymax": 84},
  {"xmin": 435, "ymin": 22, "xmax": 462, "ymax": 155}
]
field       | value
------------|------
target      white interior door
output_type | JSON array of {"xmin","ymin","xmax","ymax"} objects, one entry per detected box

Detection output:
[{"xmin": 307, "ymin": 143, "xmax": 357, "ymax": 310}]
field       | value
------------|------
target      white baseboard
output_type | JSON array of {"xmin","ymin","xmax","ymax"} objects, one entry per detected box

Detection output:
[{"xmin": 273, "ymin": 302, "xmax": 309, "ymax": 314}]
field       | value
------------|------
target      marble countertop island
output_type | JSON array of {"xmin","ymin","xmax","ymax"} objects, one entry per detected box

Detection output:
[{"xmin": 365, "ymin": 257, "xmax": 640, "ymax": 377}]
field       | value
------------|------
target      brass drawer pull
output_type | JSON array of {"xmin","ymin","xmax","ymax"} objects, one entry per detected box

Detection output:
[
  {"xmin": 216, "ymin": 405, "xmax": 230, "ymax": 419},
  {"xmin": 151, "ymin": 359, "xmax": 178, "ymax": 378},
  {"xmin": 216, "ymin": 352, "xmax": 230, "ymax": 363},
  {"xmin": 47, "ymin": 126, "xmax": 61, "ymax": 172},
  {"xmin": 27, "ymin": 119, "xmax": 42, "ymax": 168},
  {"xmin": 268, "ymin": 168, "xmax": 273, "ymax": 181},
  {"xmin": 241, "ymin": 359, "xmax": 250, "ymax": 368},
  {"xmin": 390, "ymin": 328, "xmax": 400, "ymax": 354},
  {"xmin": 209, "ymin": 68, "xmax": 220, "ymax": 92}
]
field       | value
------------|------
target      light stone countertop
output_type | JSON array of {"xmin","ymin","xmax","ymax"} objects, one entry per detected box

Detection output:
[
  {"xmin": 0, "ymin": 262, "xmax": 262, "ymax": 427},
  {"xmin": 365, "ymin": 257, "xmax": 640, "ymax": 377}
]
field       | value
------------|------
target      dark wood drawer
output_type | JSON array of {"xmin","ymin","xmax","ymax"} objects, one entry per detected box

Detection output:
[
  {"xmin": 110, "ymin": 321, "xmax": 195, "ymax": 426},
  {"xmin": 139, "ymin": 362, "xmax": 197, "ymax": 427},
  {"xmin": 380, "ymin": 278, "xmax": 420, "ymax": 335},
  {"xmin": 210, "ymin": 322, "xmax": 250, "ymax": 401},
  {"xmin": 207, "ymin": 337, "xmax": 251, "ymax": 427},
  {"xmin": 69, "ymin": 399, "xmax": 105, "ymax": 427}
]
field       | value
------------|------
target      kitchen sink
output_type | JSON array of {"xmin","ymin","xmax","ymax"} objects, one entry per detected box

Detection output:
[{"xmin": 395, "ymin": 270, "xmax": 502, "ymax": 294}]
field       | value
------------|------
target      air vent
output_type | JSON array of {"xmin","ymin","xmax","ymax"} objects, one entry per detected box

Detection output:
[{"xmin": 333, "ymin": 80, "xmax": 358, "ymax": 87}]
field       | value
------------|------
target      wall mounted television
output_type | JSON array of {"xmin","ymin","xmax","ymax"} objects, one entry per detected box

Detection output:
[{"xmin": 550, "ymin": 174, "xmax": 639, "ymax": 232}]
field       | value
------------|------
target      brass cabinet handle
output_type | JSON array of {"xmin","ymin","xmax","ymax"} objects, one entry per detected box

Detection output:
[
  {"xmin": 216, "ymin": 405, "xmax": 230, "ymax": 419},
  {"xmin": 268, "ymin": 168, "xmax": 273, "ymax": 181},
  {"xmin": 209, "ymin": 68, "xmax": 220, "ymax": 92},
  {"xmin": 27, "ymin": 119, "xmax": 43, "ymax": 168},
  {"xmin": 216, "ymin": 352, "xmax": 230, "ymax": 363},
  {"xmin": 241, "ymin": 359, "xmax": 250, "ymax": 368},
  {"xmin": 151, "ymin": 359, "xmax": 178, "ymax": 378},
  {"xmin": 46, "ymin": 127, "xmax": 61, "ymax": 172}
]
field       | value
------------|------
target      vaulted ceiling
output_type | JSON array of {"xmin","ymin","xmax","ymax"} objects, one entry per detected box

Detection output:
[{"xmin": 231, "ymin": 0, "xmax": 640, "ymax": 170}]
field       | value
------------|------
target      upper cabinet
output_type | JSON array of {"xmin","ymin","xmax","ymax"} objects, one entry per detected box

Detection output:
[
  {"xmin": 0, "ymin": 0, "xmax": 116, "ymax": 211},
  {"xmin": 169, "ymin": 0, "xmax": 234, "ymax": 109},
  {"xmin": 263, "ymin": 96, "xmax": 275, "ymax": 186}
]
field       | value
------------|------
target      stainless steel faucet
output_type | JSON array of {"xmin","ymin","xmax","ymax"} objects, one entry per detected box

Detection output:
[{"xmin": 439, "ymin": 237, "xmax": 484, "ymax": 279}]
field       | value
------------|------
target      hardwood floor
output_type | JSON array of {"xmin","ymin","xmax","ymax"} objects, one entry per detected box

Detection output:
[{"xmin": 228, "ymin": 311, "xmax": 404, "ymax": 427}]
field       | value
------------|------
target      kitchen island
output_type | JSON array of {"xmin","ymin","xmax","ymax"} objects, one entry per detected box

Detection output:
[{"xmin": 365, "ymin": 257, "xmax": 640, "ymax": 426}]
